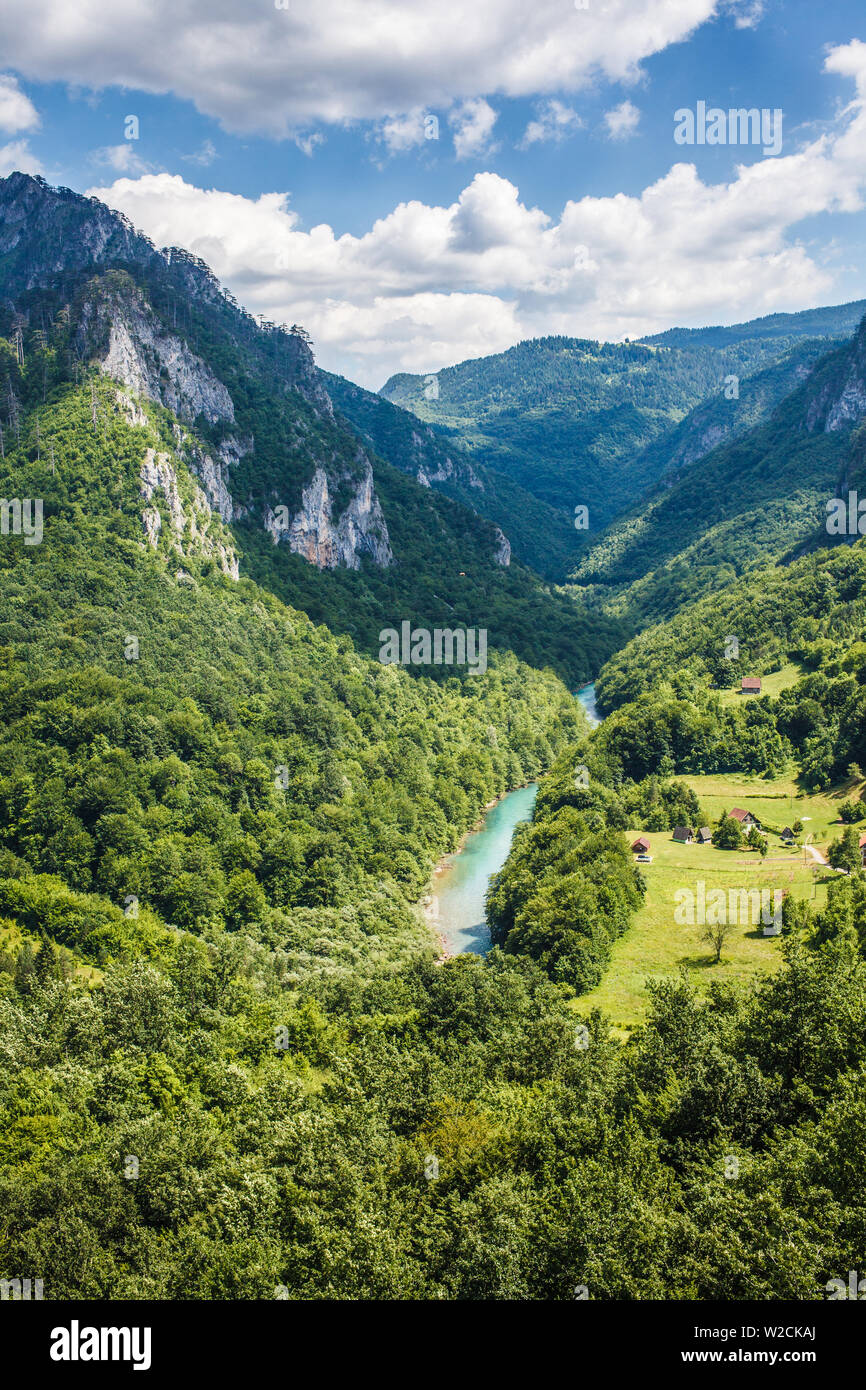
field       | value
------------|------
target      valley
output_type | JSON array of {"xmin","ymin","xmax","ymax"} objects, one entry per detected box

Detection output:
[{"xmin": 2, "ymin": 171, "xmax": 866, "ymax": 1304}]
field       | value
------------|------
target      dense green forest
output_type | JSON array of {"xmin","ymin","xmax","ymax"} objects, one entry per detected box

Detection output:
[
  {"xmin": 380, "ymin": 308, "xmax": 864, "ymax": 543},
  {"xmin": 0, "ymin": 365, "xmax": 587, "ymax": 977},
  {"xmin": 568, "ymin": 322, "xmax": 866, "ymax": 627},
  {"xmin": 5, "ymin": 868, "xmax": 866, "ymax": 1297},
  {"xmin": 324, "ymin": 370, "xmax": 581, "ymax": 579}
]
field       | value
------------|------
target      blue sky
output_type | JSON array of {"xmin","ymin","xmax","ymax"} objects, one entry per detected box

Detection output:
[{"xmin": 1, "ymin": 0, "xmax": 865, "ymax": 385}]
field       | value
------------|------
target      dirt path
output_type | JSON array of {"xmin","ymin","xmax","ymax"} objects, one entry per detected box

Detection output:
[{"xmin": 804, "ymin": 844, "xmax": 829, "ymax": 867}]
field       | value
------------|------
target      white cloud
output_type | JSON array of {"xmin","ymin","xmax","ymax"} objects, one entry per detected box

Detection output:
[
  {"xmin": 0, "ymin": 138, "xmax": 42, "ymax": 175},
  {"xmin": 604, "ymin": 99, "xmax": 640, "ymax": 140},
  {"xmin": 450, "ymin": 99, "xmax": 498, "ymax": 159},
  {"xmin": 0, "ymin": 73, "xmax": 39, "ymax": 134},
  {"xmin": 379, "ymin": 109, "xmax": 428, "ymax": 154},
  {"xmin": 294, "ymin": 132, "xmax": 325, "ymax": 158},
  {"xmin": 0, "ymin": 0, "xmax": 721, "ymax": 135},
  {"xmin": 725, "ymin": 0, "xmax": 765, "ymax": 29},
  {"xmin": 520, "ymin": 99, "xmax": 582, "ymax": 148},
  {"xmin": 86, "ymin": 44, "xmax": 866, "ymax": 389},
  {"xmin": 90, "ymin": 143, "xmax": 154, "ymax": 175}
]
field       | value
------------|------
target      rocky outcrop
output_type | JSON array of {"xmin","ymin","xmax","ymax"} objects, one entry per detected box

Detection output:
[
  {"xmin": 139, "ymin": 447, "xmax": 239, "ymax": 579},
  {"xmin": 181, "ymin": 432, "xmax": 252, "ymax": 524},
  {"xmin": 88, "ymin": 284, "xmax": 236, "ymax": 426},
  {"xmin": 492, "ymin": 526, "xmax": 511, "ymax": 566},
  {"xmin": 265, "ymin": 463, "xmax": 393, "ymax": 570},
  {"xmin": 805, "ymin": 318, "xmax": 866, "ymax": 433}
]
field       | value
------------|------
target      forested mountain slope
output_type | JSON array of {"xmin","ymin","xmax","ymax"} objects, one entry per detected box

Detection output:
[
  {"xmin": 567, "ymin": 318, "xmax": 866, "ymax": 626},
  {"xmin": 324, "ymin": 369, "xmax": 580, "ymax": 579},
  {"xmin": 379, "ymin": 305, "xmax": 865, "ymax": 553},
  {"xmin": 4, "ymin": 173, "xmax": 866, "ymax": 1304},
  {"xmin": 0, "ymin": 173, "xmax": 624, "ymax": 687},
  {"xmin": 0, "ymin": 358, "xmax": 586, "ymax": 983}
]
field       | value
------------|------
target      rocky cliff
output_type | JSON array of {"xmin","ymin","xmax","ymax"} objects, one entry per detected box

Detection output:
[{"xmin": 0, "ymin": 172, "xmax": 394, "ymax": 577}]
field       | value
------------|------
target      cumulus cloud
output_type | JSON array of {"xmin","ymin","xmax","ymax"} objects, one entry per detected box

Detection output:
[
  {"xmin": 0, "ymin": 138, "xmax": 42, "ymax": 176},
  {"xmin": 90, "ymin": 143, "xmax": 154, "ymax": 175},
  {"xmin": 87, "ymin": 43, "xmax": 866, "ymax": 389},
  {"xmin": 0, "ymin": 0, "xmax": 721, "ymax": 135},
  {"xmin": 450, "ymin": 99, "xmax": 498, "ymax": 159},
  {"xmin": 0, "ymin": 73, "xmax": 39, "ymax": 134},
  {"xmin": 378, "ymin": 109, "xmax": 429, "ymax": 154},
  {"xmin": 604, "ymin": 99, "xmax": 641, "ymax": 140},
  {"xmin": 520, "ymin": 99, "xmax": 582, "ymax": 148}
]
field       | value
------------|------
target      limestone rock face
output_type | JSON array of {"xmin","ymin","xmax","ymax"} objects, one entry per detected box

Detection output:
[
  {"xmin": 266, "ymin": 463, "xmax": 393, "ymax": 570},
  {"xmin": 492, "ymin": 525, "xmax": 511, "ymax": 566},
  {"xmin": 805, "ymin": 320, "xmax": 866, "ymax": 432},
  {"xmin": 139, "ymin": 447, "xmax": 239, "ymax": 579},
  {"xmin": 91, "ymin": 287, "xmax": 236, "ymax": 426}
]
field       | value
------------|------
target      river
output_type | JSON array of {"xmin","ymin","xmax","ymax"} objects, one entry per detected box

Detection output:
[{"xmin": 431, "ymin": 682, "xmax": 600, "ymax": 956}]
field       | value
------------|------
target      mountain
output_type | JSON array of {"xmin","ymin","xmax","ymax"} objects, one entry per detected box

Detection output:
[
  {"xmin": 0, "ymin": 178, "xmax": 596, "ymax": 982},
  {"xmin": 379, "ymin": 307, "xmax": 865, "ymax": 550},
  {"xmin": 323, "ymin": 369, "xmax": 579, "ymax": 579},
  {"xmin": 0, "ymin": 173, "xmax": 626, "ymax": 687},
  {"xmin": 567, "ymin": 316, "xmax": 866, "ymax": 627}
]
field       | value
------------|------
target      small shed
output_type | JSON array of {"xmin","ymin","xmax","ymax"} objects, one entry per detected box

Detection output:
[
  {"xmin": 741, "ymin": 677, "xmax": 762, "ymax": 694},
  {"xmin": 696, "ymin": 826, "xmax": 712, "ymax": 844},
  {"xmin": 781, "ymin": 827, "xmax": 795, "ymax": 844},
  {"xmin": 631, "ymin": 836, "xmax": 651, "ymax": 854},
  {"xmin": 672, "ymin": 826, "xmax": 694, "ymax": 844}
]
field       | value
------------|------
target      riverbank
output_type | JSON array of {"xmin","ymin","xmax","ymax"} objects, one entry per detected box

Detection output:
[
  {"xmin": 424, "ymin": 682, "xmax": 603, "ymax": 958},
  {"xmin": 426, "ymin": 782, "xmax": 539, "ymax": 958}
]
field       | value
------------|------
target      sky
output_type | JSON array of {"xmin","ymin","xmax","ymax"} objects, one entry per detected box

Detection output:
[{"xmin": 1, "ymin": 0, "xmax": 866, "ymax": 386}]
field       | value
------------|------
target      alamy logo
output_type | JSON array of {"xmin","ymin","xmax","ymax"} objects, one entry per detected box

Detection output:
[
  {"xmin": 674, "ymin": 881, "xmax": 783, "ymax": 933},
  {"xmin": 674, "ymin": 103, "xmax": 783, "ymax": 156},
  {"xmin": 0, "ymin": 498, "xmax": 43, "ymax": 545},
  {"xmin": 826, "ymin": 491, "xmax": 866, "ymax": 536},
  {"xmin": 826, "ymin": 1270, "xmax": 866, "ymax": 1299},
  {"xmin": 379, "ymin": 622, "xmax": 487, "ymax": 675},
  {"xmin": 1, "ymin": 1276, "xmax": 43, "ymax": 1300},
  {"xmin": 50, "ymin": 1321, "xmax": 152, "ymax": 1371}
]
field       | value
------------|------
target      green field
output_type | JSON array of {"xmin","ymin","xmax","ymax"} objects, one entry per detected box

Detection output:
[
  {"xmin": 715, "ymin": 662, "xmax": 804, "ymax": 707},
  {"xmin": 574, "ymin": 768, "xmax": 858, "ymax": 1032}
]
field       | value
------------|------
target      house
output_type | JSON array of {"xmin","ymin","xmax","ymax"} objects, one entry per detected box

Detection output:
[
  {"xmin": 781, "ymin": 827, "xmax": 796, "ymax": 845},
  {"xmin": 672, "ymin": 826, "xmax": 694, "ymax": 844},
  {"xmin": 696, "ymin": 826, "xmax": 712, "ymax": 844},
  {"xmin": 741, "ymin": 677, "xmax": 762, "ymax": 694},
  {"xmin": 860, "ymin": 835, "xmax": 866, "ymax": 867},
  {"xmin": 730, "ymin": 807, "xmax": 759, "ymax": 828},
  {"xmin": 631, "ymin": 836, "xmax": 651, "ymax": 854}
]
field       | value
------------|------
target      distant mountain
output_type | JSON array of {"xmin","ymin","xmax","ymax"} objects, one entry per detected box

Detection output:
[
  {"xmin": 639, "ymin": 300, "xmax": 866, "ymax": 350},
  {"xmin": 379, "ymin": 308, "xmax": 866, "ymax": 565},
  {"xmin": 323, "ymin": 369, "xmax": 580, "ymax": 579},
  {"xmin": 568, "ymin": 316, "xmax": 866, "ymax": 626}
]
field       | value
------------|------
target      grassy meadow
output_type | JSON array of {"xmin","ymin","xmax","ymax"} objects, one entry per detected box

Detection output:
[{"xmin": 574, "ymin": 768, "xmax": 863, "ymax": 1033}]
